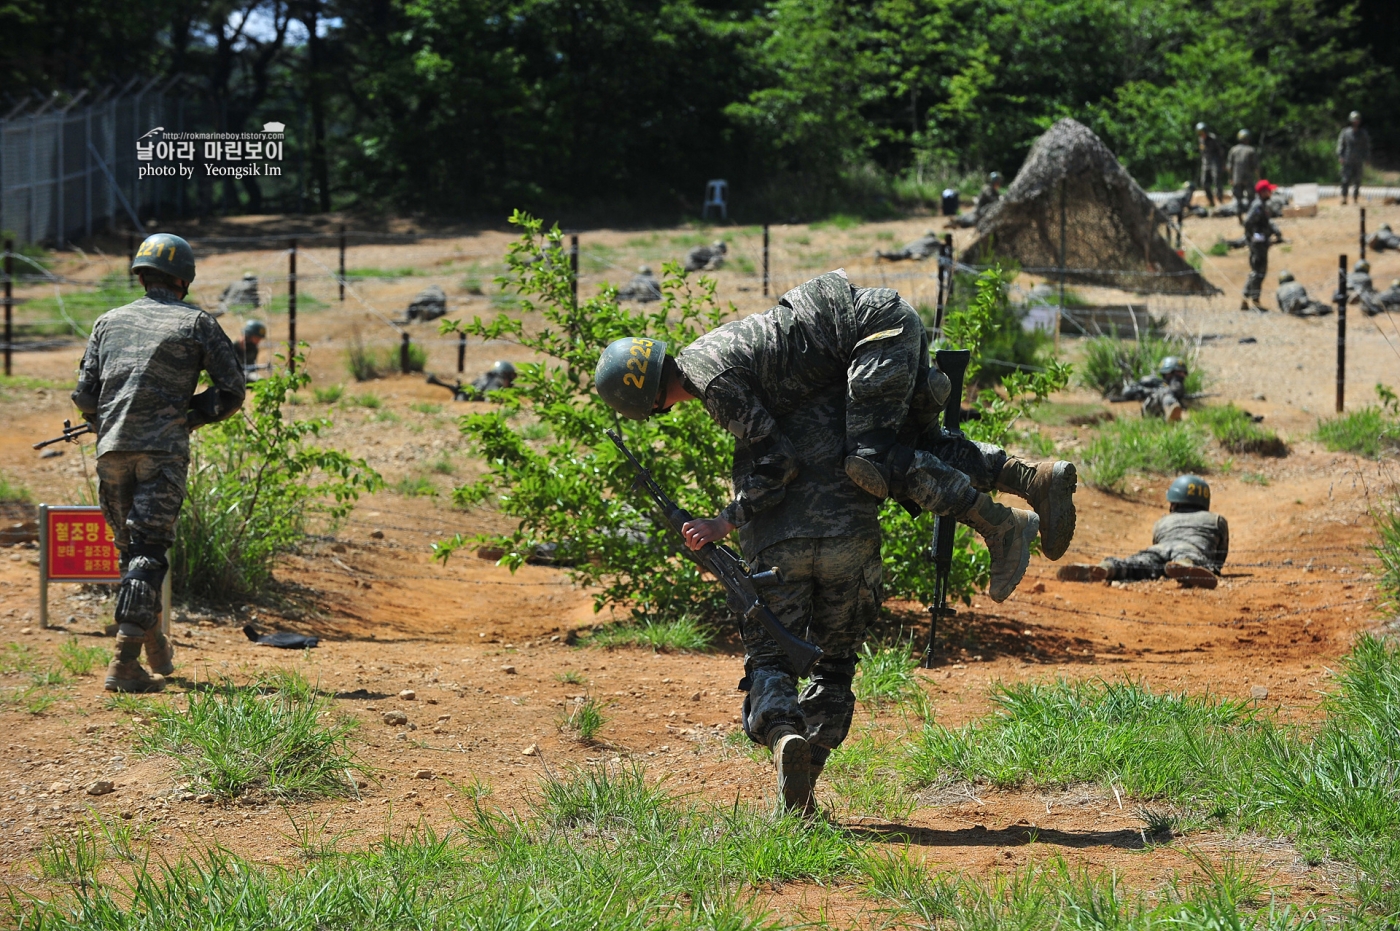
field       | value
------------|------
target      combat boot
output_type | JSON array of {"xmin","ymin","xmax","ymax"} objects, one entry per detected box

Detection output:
[
  {"xmin": 995, "ymin": 458, "xmax": 1077, "ymax": 561},
  {"xmin": 1164, "ymin": 559, "xmax": 1218, "ymax": 589},
  {"xmin": 961, "ymin": 494, "xmax": 1038, "ymax": 602},
  {"xmin": 145, "ymin": 627, "xmax": 176, "ymax": 677},
  {"xmin": 768, "ymin": 725, "xmax": 814, "ymax": 815},
  {"xmin": 104, "ymin": 629, "xmax": 166, "ymax": 693}
]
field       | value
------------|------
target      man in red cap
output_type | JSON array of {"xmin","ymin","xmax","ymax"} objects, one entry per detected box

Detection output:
[{"xmin": 1240, "ymin": 179, "xmax": 1278, "ymax": 311}]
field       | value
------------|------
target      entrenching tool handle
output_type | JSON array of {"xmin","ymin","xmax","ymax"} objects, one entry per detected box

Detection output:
[
  {"xmin": 925, "ymin": 349, "xmax": 972, "ymax": 667},
  {"xmin": 605, "ymin": 429, "xmax": 824, "ymax": 677}
]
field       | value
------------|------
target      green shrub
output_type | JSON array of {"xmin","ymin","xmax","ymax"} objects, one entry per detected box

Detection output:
[
  {"xmin": 172, "ymin": 354, "xmax": 382, "ymax": 602},
  {"xmin": 345, "ymin": 339, "xmax": 427, "ymax": 381},
  {"xmin": 0, "ymin": 470, "xmax": 31, "ymax": 503},
  {"xmin": 587, "ymin": 615, "xmax": 714, "ymax": 652},
  {"xmin": 137, "ymin": 670, "xmax": 368, "ymax": 800},
  {"xmin": 1314, "ymin": 387, "xmax": 1400, "ymax": 458},
  {"xmin": 1081, "ymin": 418, "xmax": 1209, "ymax": 490},
  {"xmin": 394, "ymin": 475, "xmax": 437, "ymax": 497},
  {"xmin": 1080, "ymin": 332, "xmax": 1203, "ymax": 397},
  {"xmin": 312, "ymin": 384, "xmax": 344, "ymax": 404},
  {"xmin": 1193, "ymin": 404, "xmax": 1287, "ymax": 456},
  {"xmin": 559, "ymin": 696, "xmax": 607, "ymax": 744},
  {"xmin": 351, "ymin": 392, "xmax": 382, "ymax": 408},
  {"xmin": 410, "ymin": 401, "xmax": 442, "ymax": 414}
]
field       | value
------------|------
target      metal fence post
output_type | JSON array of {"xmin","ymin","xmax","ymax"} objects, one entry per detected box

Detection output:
[
  {"xmin": 1336, "ymin": 254, "xmax": 1347, "ymax": 413},
  {"xmin": 339, "ymin": 224, "xmax": 346, "ymax": 301},
  {"xmin": 762, "ymin": 224, "xmax": 770, "ymax": 296},
  {"xmin": 1360, "ymin": 208, "xmax": 1367, "ymax": 261},
  {"xmin": 570, "ymin": 233, "xmax": 579, "ymax": 311},
  {"xmin": 457, "ymin": 331, "xmax": 466, "ymax": 374},
  {"xmin": 400, "ymin": 331, "xmax": 410, "ymax": 374},
  {"xmin": 288, "ymin": 239, "xmax": 297, "ymax": 373},
  {"xmin": 3, "ymin": 239, "xmax": 12, "ymax": 376}
]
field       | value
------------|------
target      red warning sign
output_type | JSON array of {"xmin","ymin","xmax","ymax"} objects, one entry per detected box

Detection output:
[{"xmin": 45, "ymin": 508, "xmax": 120, "ymax": 581}]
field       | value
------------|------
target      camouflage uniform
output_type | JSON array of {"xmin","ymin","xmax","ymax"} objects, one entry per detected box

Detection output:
[
  {"xmin": 405, "ymin": 284, "xmax": 448, "ymax": 322},
  {"xmin": 1226, "ymin": 143, "xmax": 1259, "ymax": 209},
  {"xmin": 673, "ymin": 271, "xmax": 972, "ymax": 527},
  {"xmin": 1100, "ymin": 510, "xmax": 1229, "ymax": 580},
  {"xmin": 467, "ymin": 370, "xmax": 513, "ymax": 399},
  {"xmin": 684, "ymin": 241, "xmax": 727, "ymax": 272},
  {"xmin": 1241, "ymin": 197, "xmax": 1273, "ymax": 302},
  {"xmin": 72, "ymin": 290, "xmax": 244, "ymax": 616},
  {"xmin": 1378, "ymin": 280, "xmax": 1400, "ymax": 312},
  {"xmin": 951, "ymin": 184, "xmax": 999, "ymax": 228},
  {"xmin": 617, "ymin": 267, "xmax": 661, "ymax": 303},
  {"xmin": 233, "ymin": 337, "xmax": 260, "ymax": 367},
  {"xmin": 216, "ymin": 274, "xmax": 260, "ymax": 316},
  {"xmin": 876, "ymin": 231, "xmax": 940, "ymax": 262},
  {"xmin": 1198, "ymin": 132, "xmax": 1225, "ymax": 206},
  {"xmin": 1348, "ymin": 267, "xmax": 1386, "ymax": 317},
  {"xmin": 1337, "ymin": 125, "xmax": 1371, "ymax": 201},
  {"xmin": 1276, "ymin": 280, "xmax": 1331, "ymax": 317},
  {"xmin": 1110, "ymin": 374, "xmax": 1186, "ymax": 420},
  {"xmin": 1367, "ymin": 224, "xmax": 1400, "ymax": 253},
  {"xmin": 737, "ymin": 386, "xmax": 882, "ymax": 760}
]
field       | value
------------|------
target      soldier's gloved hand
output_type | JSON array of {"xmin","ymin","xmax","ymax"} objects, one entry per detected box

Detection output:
[{"xmin": 681, "ymin": 517, "xmax": 735, "ymax": 551}]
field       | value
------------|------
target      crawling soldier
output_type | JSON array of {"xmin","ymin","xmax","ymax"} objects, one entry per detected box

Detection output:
[
  {"xmin": 1057, "ymin": 475, "xmax": 1226, "ymax": 589},
  {"xmin": 1110, "ymin": 356, "xmax": 1188, "ymax": 421},
  {"xmin": 73, "ymin": 234, "xmax": 245, "ymax": 692}
]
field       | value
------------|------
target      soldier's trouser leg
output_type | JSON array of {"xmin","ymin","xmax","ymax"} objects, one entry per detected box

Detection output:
[
  {"xmin": 740, "ymin": 535, "xmax": 881, "ymax": 757},
  {"xmin": 1231, "ymin": 184, "xmax": 1250, "ymax": 209},
  {"xmin": 1141, "ymin": 386, "xmax": 1182, "ymax": 421},
  {"xmin": 1100, "ymin": 548, "xmax": 1168, "ymax": 581},
  {"xmin": 1201, "ymin": 164, "xmax": 1219, "ymax": 206},
  {"xmin": 1341, "ymin": 163, "xmax": 1360, "ymax": 201},
  {"xmin": 96, "ymin": 451, "xmax": 188, "ymax": 633},
  {"xmin": 1244, "ymin": 241, "xmax": 1268, "ymax": 302}
]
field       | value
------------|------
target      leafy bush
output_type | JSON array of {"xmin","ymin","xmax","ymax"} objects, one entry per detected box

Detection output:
[
  {"xmin": 1193, "ymin": 404, "xmax": 1287, "ymax": 456},
  {"xmin": 1081, "ymin": 418, "xmax": 1209, "ymax": 491},
  {"xmin": 1313, "ymin": 386, "xmax": 1400, "ymax": 458},
  {"xmin": 172, "ymin": 353, "xmax": 382, "ymax": 602},
  {"xmin": 1080, "ymin": 332, "xmax": 1203, "ymax": 397}
]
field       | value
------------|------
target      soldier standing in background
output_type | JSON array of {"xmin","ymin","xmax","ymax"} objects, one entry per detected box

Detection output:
[
  {"xmin": 1226, "ymin": 130, "xmax": 1260, "ymax": 210},
  {"xmin": 1337, "ymin": 111, "xmax": 1370, "ymax": 205},
  {"xmin": 1196, "ymin": 123, "xmax": 1225, "ymax": 207},
  {"xmin": 72, "ymin": 234, "xmax": 245, "ymax": 693},
  {"xmin": 1241, "ymin": 179, "xmax": 1277, "ymax": 311}
]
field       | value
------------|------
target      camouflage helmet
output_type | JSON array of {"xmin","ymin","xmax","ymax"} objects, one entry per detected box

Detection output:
[
  {"xmin": 131, "ymin": 233, "xmax": 196, "ymax": 283},
  {"xmin": 1166, "ymin": 474, "xmax": 1210, "ymax": 509},
  {"xmin": 1158, "ymin": 355, "xmax": 1187, "ymax": 378},
  {"xmin": 490, "ymin": 360, "xmax": 517, "ymax": 380},
  {"xmin": 638, "ymin": 265, "xmax": 652, "ymax": 275},
  {"xmin": 1349, "ymin": 110, "xmax": 1361, "ymax": 122},
  {"xmin": 595, "ymin": 337, "xmax": 669, "ymax": 421},
  {"xmin": 1355, "ymin": 259, "xmax": 1370, "ymax": 273},
  {"xmin": 988, "ymin": 171, "xmax": 1003, "ymax": 184},
  {"xmin": 1237, "ymin": 128, "xmax": 1251, "ymax": 142},
  {"xmin": 243, "ymin": 319, "xmax": 267, "ymax": 339},
  {"xmin": 1195, "ymin": 122, "xmax": 1207, "ymax": 132},
  {"xmin": 1278, "ymin": 270, "xmax": 1294, "ymax": 284}
]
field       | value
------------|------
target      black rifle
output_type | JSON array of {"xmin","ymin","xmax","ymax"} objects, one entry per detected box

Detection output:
[
  {"xmin": 426, "ymin": 373, "xmax": 473, "ymax": 401},
  {"xmin": 605, "ymin": 429, "xmax": 823, "ymax": 677},
  {"xmin": 923, "ymin": 349, "xmax": 971, "ymax": 668},
  {"xmin": 33, "ymin": 419, "xmax": 94, "ymax": 450}
]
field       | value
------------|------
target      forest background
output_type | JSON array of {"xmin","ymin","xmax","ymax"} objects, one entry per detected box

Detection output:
[{"xmin": 2, "ymin": 0, "xmax": 1397, "ymax": 223}]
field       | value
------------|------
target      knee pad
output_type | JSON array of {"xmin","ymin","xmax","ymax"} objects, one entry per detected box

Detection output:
[{"xmin": 114, "ymin": 555, "xmax": 166, "ymax": 630}]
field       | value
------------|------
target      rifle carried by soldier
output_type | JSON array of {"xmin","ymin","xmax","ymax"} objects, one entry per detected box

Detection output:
[
  {"xmin": 923, "ymin": 349, "xmax": 971, "ymax": 667},
  {"xmin": 33, "ymin": 419, "xmax": 94, "ymax": 450},
  {"xmin": 425, "ymin": 373, "xmax": 472, "ymax": 401},
  {"xmin": 605, "ymin": 428, "xmax": 824, "ymax": 677}
]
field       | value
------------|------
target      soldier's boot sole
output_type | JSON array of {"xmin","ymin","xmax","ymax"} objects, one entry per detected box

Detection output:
[
  {"xmin": 104, "ymin": 659, "xmax": 166, "ymax": 693},
  {"xmin": 1001, "ymin": 459, "xmax": 1078, "ymax": 561},
  {"xmin": 1166, "ymin": 404, "xmax": 1184, "ymax": 422},
  {"xmin": 843, "ymin": 456, "xmax": 889, "ymax": 499},
  {"xmin": 1165, "ymin": 562, "xmax": 1218, "ymax": 589},
  {"xmin": 771, "ymin": 730, "xmax": 814, "ymax": 815},
  {"xmin": 145, "ymin": 629, "xmax": 175, "ymax": 677},
  {"xmin": 963, "ymin": 495, "xmax": 1038, "ymax": 603}
]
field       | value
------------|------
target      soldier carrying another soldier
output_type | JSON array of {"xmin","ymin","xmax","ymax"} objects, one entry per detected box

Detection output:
[
  {"xmin": 72, "ymin": 234, "xmax": 245, "ymax": 693},
  {"xmin": 1057, "ymin": 475, "xmax": 1226, "ymax": 589}
]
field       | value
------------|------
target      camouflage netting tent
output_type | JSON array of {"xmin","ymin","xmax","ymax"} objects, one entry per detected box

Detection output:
[{"xmin": 963, "ymin": 119, "xmax": 1218, "ymax": 295}]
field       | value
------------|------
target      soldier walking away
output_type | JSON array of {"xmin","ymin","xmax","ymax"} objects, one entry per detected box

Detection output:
[
  {"xmin": 1337, "ymin": 111, "xmax": 1371, "ymax": 205},
  {"xmin": 1276, "ymin": 271, "xmax": 1332, "ymax": 317},
  {"xmin": 684, "ymin": 240, "xmax": 727, "ymax": 272},
  {"xmin": 71, "ymin": 234, "xmax": 245, "ymax": 692},
  {"xmin": 594, "ymin": 271, "xmax": 1080, "ymax": 604},
  {"xmin": 233, "ymin": 319, "xmax": 266, "ymax": 368},
  {"xmin": 1368, "ymin": 223, "xmax": 1400, "ymax": 253},
  {"xmin": 1348, "ymin": 259, "xmax": 1387, "ymax": 316},
  {"xmin": 1241, "ymin": 179, "xmax": 1277, "ymax": 311},
  {"xmin": 1109, "ymin": 356, "xmax": 1189, "ymax": 421},
  {"xmin": 1226, "ymin": 130, "xmax": 1260, "ymax": 210},
  {"xmin": 875, "ymin": 230, "xmax": 940, "ymax": 262},
  {"xmin": 1196, "ymin": 123, "xmax": 1225, "ymax": 207},
  {"xmin": 216, "ymin": 272, "xmax": 260, "ymax": 317},
  {"xmin": 405, "ymin": 284, "xmax": 448, "ymax": 322},
  {"xmin": 951, "ymin": 172, "xmax": 1002, "ymax": 228},
  {"xmin": 616, "ymin": 266, "xmax": 662, "ymax": 302},
  {"xmin": 1057, "ymin": 475, "xmax": 1226, "ymax": 589}
]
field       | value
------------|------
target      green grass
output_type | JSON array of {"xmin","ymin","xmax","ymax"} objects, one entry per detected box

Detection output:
[
  {"xmin": 555, "ymin": 670, "xmax": 587, "ymax": 685},
  {"xmin": 350, "ymin": 392, "xmax": 382, "ymax": 408},
  {"xmin": 559, "ymin": 695, "xmax": 607, "ymax": 744},
  {"xmin": 587, "ymin": 615, "xmax": 715, "ymax": 652},
  {"xmin": 1209, "ymin": 239, "xmax": 1231, "ymax": 256},
  {"xmin": 410, "ymin": 401, "xmax": 442, "ymax": 414},
  {"xmin": 0, "ymin": 470, "xmax": 32, "ymax": 503},
  {"xmin": 905, "ymin": 636, "xmax": 1400, "ymax": 915},
  {"xmin": 263, "ymin": 292, "xmax": 329, "ymax": 315},
  {"xmin": 1313, "ymin": 406, "xmax": 1400, "ymax": 458},
  {"xmin": 345, "ymin": 341, "xmax": 427, "ymax": 381},
  {"xmin": 1, "ymin": 642, "xmax": 35, "ymax": 673},
  {"xmin": 394, "ymin": 475, "xmax": 437, "ymax": 497},
  {"xmin": 1079, "ymin": 332, "xmax": 1204, "ymax": 397},
  {"xmin": 809, "ymin": 213, "xmax": 861, "ymax": 230},
  {"xmin": 823, "ymin": 733, "xmax": 920, "ymax": 821},
  {"xmin": 853, "ymin": 640, "xmax": 925, "ymax": 708},
  {"xmin": 428, "ymin": 453, "xmax": 455, "ymax": 475},
  {"xmin": 19, "ymin": 275, "xmax": 142, "ymax": 336},
  {"xmin": 345, "ymin": 266, "xmax": 421, "ymax": 279},
  {"xmin": 1375, "ymin": 496, "xmax": 1400, "ymax": 614},
  {"xmin": 134, "ymin": 670, "xmax": 367, "ymax": 801},
  {"xmin": 312, "ymin": 384, "xmax": 344, "ymax": 404},
  {"xmin": 372, "ymin": 409, "xmax": 401, "ymax": 424},
  {"xmin": 1080, "ymin": 417, "xmax": 1210, "ymax": 490},
  {"xmin": 521, "ymin": 421, "xmax": 550, "ymax": 441},
  {"xmin": 57, "ymin": 639, "xmax": 107, "ymax": 676},
  {"xmin": 1193, "ymin": 404, "xmax": 1287, "ymax": 456}
]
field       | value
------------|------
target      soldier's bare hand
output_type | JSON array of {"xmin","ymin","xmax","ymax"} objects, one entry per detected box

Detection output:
[{"xmin": 681, "ymin": 517, "xmax": 734, "ymax": 550}]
